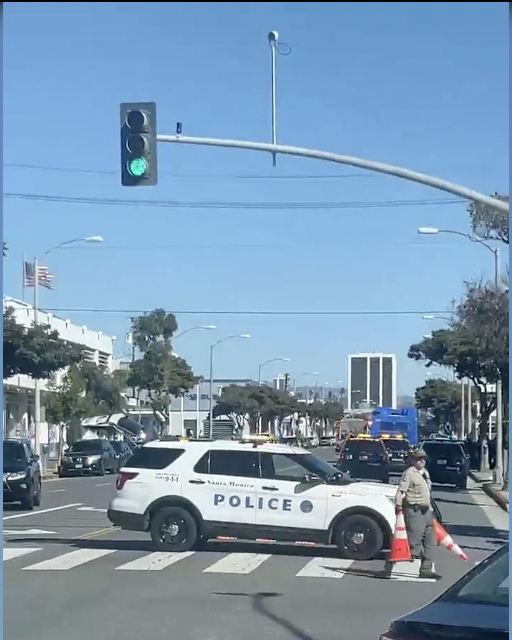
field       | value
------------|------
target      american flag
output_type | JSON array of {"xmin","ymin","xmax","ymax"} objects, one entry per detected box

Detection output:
[{"xmin": 23, "ymin": 262, "xmax": 55, "ymax": 290}]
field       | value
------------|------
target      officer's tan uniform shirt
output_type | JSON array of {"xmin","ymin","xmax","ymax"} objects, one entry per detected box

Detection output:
[{"xmin": 396, "ymin": 466, "xmax": 431, "ymax": 508}]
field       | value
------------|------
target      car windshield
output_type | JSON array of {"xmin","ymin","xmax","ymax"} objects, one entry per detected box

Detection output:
[
  {"xmin": 69, "ymin": 441, "xmax": 102, "ymax": 454},
  {"xmin": 384, "ymin": 439, "xmax": 409, "ymax": 450},
  {"xmin": 344, "ymin": 440, "xmax": 383, "ymax": 452},
  {"xmin": 291, "ymin": 453, "xmax": 343, "ymax": 481},
  {"xmin": 3, "ymin": 442, "xmax": 26, "ymax": 462},
  {"xmin": 422, "ymin": 442, "xmax": 464, "ymax": 461},
  {"xmin": 441, "ymin": 545, "xmax": 509, "ymax": 607}
]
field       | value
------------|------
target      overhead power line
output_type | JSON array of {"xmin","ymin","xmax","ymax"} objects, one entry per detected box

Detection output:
[
  {"xmin": 3, "ymin": 192, "xmax": 464, "ymax": 211},
  {"xmin": 39, "ymin": 307, "xmax": 449, "ymax": 317},
  {"xmin": 3, "ymin": 161, "xmax": 376, "ymax": 180}
]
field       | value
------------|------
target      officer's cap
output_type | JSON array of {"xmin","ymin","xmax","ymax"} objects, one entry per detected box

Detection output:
[{"xmin": 408, "ymin": 449, "xmax": 427, "ymax": 460}]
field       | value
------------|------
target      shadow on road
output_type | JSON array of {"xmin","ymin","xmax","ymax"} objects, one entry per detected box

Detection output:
[
  {"xmin": 4, "ymin": 534, "xmax": 387, "ymax": 561},
  {"xmin": 446, "ymin": 524, "xmax": 508, "ymax": 541},
  {"xmin": 212, "ymin": 591, "xmax": 322, "ymax": 640}
]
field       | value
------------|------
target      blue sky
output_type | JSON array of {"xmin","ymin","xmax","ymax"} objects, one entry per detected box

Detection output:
[{"xmin": 3, "ymin": 2, "xmax": 509, "ymax": 394}]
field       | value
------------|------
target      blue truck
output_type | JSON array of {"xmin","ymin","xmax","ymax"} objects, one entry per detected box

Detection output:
[{"xmin": 370, "ymin": 407, "xmax": 418, "ymax": 445}]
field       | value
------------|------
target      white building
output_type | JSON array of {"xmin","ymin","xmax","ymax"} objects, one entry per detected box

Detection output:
[
  {"xmin": 347, "ymin": 353, "xmax": 397, "ymax": 410},
  {"xmin": 3, "ymin": 296, "xmax": 115, "ymax": 444}
]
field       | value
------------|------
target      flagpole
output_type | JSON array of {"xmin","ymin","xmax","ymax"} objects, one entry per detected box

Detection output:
[
  {"xmin": 33, "ymin": 255, "xmax": 42, "ymax": 465},
  {"xmin": 22, "ymin": 254, "xmax": 26, "ymax": 302}
]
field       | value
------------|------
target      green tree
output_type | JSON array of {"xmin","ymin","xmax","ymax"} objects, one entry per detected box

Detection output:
[
  {"xmin": 3, "ymin": 307, "xmax": 83, "ymax": 380},
  {"xmin": 213, "ymin": 384, "xmax": 260, "ymax": 433},
  {"xmin": 414, "ymin": 378, "xmax": 462, "ymax": 431},
  {"xmin": 45, "ymin": 362, "xmax": 128, "ymax": 450},
  {"xmin": 467, "ymin": 194, "xmax": 509, "ymax": 244},
  {"xmin": 126, "ymin": 309, "xmax": 196, "ymax": 426}
]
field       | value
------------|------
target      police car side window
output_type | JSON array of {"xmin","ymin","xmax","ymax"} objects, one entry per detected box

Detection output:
[
  {"xmin": 193, "ymin": 450, "xmax": 259, "ymax": 478},
  {"xmin": 261, "ymin": 454, "xmax": 309, "ymax": 482},
  {"xmin": 210, "ymin": 450, "xmax": 259, "ymax": 478}
]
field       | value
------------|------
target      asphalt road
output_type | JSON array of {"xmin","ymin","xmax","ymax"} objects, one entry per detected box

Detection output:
[{"xmin": 4, "ymin": 447, "xmax": 509, "ymax": 640}]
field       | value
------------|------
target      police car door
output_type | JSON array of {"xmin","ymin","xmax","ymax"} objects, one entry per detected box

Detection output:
[
  {"xmin": 256, "ymin": 452, "xmax": 328, "ymax": 531},
  {"xmin": 189, "ymin": 448, "xmax": 259, "ymax": 526}
]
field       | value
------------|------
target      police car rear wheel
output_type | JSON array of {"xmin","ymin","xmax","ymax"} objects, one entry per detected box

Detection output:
[
  {"xmin": 335, "ymin": 514, "xmax": 384, "ymax": 561},
  {"xmin": 150, "ymin": 506, "xmax": 198, "ymax": 552}
]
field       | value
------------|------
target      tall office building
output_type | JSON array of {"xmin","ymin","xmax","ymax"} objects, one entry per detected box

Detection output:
[{"xmin": 347, "ymin": 353, "xmax": 397, "ymax": 410}]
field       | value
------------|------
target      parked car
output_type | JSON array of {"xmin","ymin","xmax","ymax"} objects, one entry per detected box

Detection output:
[
  {"xmin": 3, "ymin": 439, "xmax": 42, "ymax": 510},
  {"xmin": 380, "ymin": 543, "xmax": 509, "ymax": 639},
  {"xmin": 58, "ymin": 439, "xmax": 118, "ymax": 477}
]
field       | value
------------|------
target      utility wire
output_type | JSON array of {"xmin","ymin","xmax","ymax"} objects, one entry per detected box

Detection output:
[
  {"xmin": 3, "ymin": 192, "xmax": 464, "ymax": 210},
  {"xmin": 37, "ymin": 307, "xmax": 449, "ymax": 317},
  {"xmin": 3, "ymin": 161, "xmax": 376, "ymax": 180}
]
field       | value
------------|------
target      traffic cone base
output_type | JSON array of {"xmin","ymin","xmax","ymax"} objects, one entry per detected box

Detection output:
[
  {"xmin": 389, "ymin": 509, "xmax": 412, "ymax": 563},
  {"xmin": 434, "ymin": 520, "xmax": 468, "ymax": 561}
]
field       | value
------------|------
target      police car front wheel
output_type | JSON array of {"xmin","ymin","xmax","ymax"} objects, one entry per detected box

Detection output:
[
  {"xmin": 335, "ymin": 514, "xmax": 384, "ymax": 561},
  {"xmin": 150, "ymin": 506, "xmax": 198, "ymax": 552}
]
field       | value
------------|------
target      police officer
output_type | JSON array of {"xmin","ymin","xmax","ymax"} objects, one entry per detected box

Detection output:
[{"xmin": 394, "ymin": 449, "xmax": 439, "ymax": 579}]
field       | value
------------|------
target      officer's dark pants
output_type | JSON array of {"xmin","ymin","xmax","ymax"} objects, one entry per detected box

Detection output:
[{"xmin": 403, "ymin": 504, "xmax": 437, "ymax": 571}]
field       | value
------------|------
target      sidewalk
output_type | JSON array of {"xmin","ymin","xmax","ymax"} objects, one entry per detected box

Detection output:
[
  {"xmin": 470, "ymin": 470, "xmax": 509, "ymax": 513},
  {"xmin": 41, "ymin": 460, "xmax": 58, "ymax": 480}
]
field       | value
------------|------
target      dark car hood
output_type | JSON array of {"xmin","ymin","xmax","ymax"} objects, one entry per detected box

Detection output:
[
  {"xmin": 400, "ymin": 600, "xmax": 508, "ymax": 632},
  {"xmin": 3, "ymin": 462, "xmax": 29, "ymax": 474}
]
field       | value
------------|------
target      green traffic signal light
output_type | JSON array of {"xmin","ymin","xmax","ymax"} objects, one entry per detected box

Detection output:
[{"xmin": 128, "ymin": 157, "xmax": 148, "ymax": 177}]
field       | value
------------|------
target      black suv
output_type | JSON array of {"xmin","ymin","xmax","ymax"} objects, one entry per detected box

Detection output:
[
  {"xmin": 58, "ymin": 439, "xmax": 118, "ymax": 477},
  {"xmin": 338, "ymin": 436, "xmax": 390, "ymax": 483},
  {"xmin": 382, "ymin": 437, "xmax": 411, "ymax": 473},
  {"xmin": 421, "ymin": 440, "xmax": 470, "ymax": 489},
  {"xmin": 3, "ymin": 440, "xmax": 42, "ymax": 510}
]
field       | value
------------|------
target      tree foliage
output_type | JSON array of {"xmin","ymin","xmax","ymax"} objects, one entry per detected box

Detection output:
[
  {"xmin": 3, "ymin": 307, "xmax": 83, "ymax": 380},
  {"xmin": 408, "ymin": 281, "xmax": 509, "ymax": 433},
  {"xmin": 467, "ymin": 194, "xmax": 509, "ymax": 244},
  {"xmin": 213, "ymin": 384, "xmax": 344, "ymax": 435},
  {"xmin": 126, "ymin": 309, "xmax": 197, "ymax": 423},
  {"xmin": 415, "ymin": 378, "xmax": 462, "ymax": 430},
  {"xmin": 45, "ymin": 362, "xmax": 128, "ymax": 425}
]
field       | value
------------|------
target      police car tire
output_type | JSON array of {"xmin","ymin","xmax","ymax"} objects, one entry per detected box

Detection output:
[
  {"xmin": 335, "ymin": 514, "xmax": 384, "ymax": 561},
  {"xmin": 150, "ymin": 506, "xmax": 198, "ymax": 552}
]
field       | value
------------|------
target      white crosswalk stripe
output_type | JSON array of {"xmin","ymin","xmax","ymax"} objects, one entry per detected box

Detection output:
[
  {"xmin": 295, "ymin": 557, "xmax": 354, "ymax": 578},
  {"xmin": 2, "ymin": 546, "xmax": 430, "ymax": 582},
  {"xmin": 202, "ymin": 552, "xmax": 271, "ymax": 575},
  {"xmin": 116, "ymin": 551, "xmax": 194, "ymax": 571},
  {"xmin": 3, "ymin": 547, "xmax": 42, "ymax": 562},
  {"xmin": 23, "ymin": 548, "xmax": 116, "ymax": 571}
]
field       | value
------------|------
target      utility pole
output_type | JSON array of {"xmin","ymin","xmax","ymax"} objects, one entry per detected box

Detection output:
[
  {"xmin": 32, "ymin": 257, "xmax": 42, "ymax": 468},
  {"xmin": 460, "ymin": 379, "xmax": 465, "ymax": 439}
]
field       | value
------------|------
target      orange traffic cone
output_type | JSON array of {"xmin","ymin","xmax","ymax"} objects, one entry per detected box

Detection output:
[
  {"xmin": 389, "ymin": 509, "xmax": 412, "ymax": 562},
  {"xmin": 434, "ymin": 520, "xmax": 468, "ymax": 561}
]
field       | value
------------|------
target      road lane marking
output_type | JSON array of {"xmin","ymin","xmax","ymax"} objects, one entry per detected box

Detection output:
[
  {"xmin": 295, "ymin": 557, "xmax": 354, "ymax": 579},
  {"xmin": 3, "ymin": 547, "xmax": 42, "ymax": 562},
  {"xmin": 23, "ymin": 548, "xmax": 116, "ymax": 570},
  {"xmin": 77, "ymin": 507, "xmax": 107, "ymax": 513},
  {"xmin": 47, "ymin": 489, "xmax": 66, "ymax": 493},
  {"xmin": 4, "ymin": 529, "xmax": 57, "ymax": 535},
  {"xmin": 77, "ymin": 525, "xmax": 118, "ymax": 540},
  {"xmin": 203, "ymin": 552, "xmax": 271, "ymax": 574},
  {"xmin": 3, "ymin": 503, "xmax": 82, "ymax": 521},
  {"xmin": 116, "ymin": 551, "xmax": 194, "ymax": 571},
  {"xmin": 96, "ymin": 482, "xmax": 111, "ymax": 486}
]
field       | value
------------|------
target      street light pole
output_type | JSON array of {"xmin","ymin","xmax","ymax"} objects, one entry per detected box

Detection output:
[
  {"xmin": 208, "ymin": 335, "xmax": 250, "ymax": 438},
  {"xmin": 257, "ymin": 357, "xmax": 290, "ymax": 385}
]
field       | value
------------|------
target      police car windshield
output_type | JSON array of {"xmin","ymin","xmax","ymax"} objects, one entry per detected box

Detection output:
[{"xmin": 292, "ymin": 453, "xmax": 341, "ymax": 481}]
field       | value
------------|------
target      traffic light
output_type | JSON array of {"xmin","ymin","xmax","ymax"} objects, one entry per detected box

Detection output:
[{"xmin": 120, "ymin": 102, "xmax": 158, "ymax": 187}]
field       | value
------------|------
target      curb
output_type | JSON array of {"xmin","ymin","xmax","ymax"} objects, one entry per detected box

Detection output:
[{"xmin": 470, "ymin": 471, "xmax": 509, "ymax": 513}]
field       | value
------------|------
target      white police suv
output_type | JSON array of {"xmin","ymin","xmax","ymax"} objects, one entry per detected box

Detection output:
[{"xmin": 107, "ymin": 439, "xmax": 397, "ymax": 561}]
